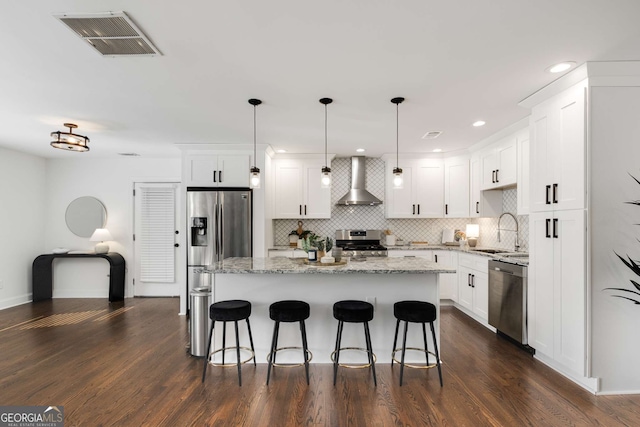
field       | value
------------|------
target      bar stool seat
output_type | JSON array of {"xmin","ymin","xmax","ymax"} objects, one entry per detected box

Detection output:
[
  {"xmin": 332, "ymin": 300, "xmax": 376, "ymax": 386},
  {"xmin": 392, "ymin": 300, "xmax": 443, "ymax": 387},
  {"xmin": 202, "ymin": 299, "xmax": 255, "ymax": 386},
  {"xmin": 266, "ymin": 300, "xmax": 312, "ymax": 385}
]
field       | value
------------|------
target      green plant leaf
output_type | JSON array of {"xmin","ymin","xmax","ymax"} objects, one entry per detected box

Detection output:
[
  {"xmin": 611, "ymin": 295, "xmax": 640, "ymax": 304},
  {"xmin": 604, "ymin": 287, "xmax": 640, "ymax": 297}
]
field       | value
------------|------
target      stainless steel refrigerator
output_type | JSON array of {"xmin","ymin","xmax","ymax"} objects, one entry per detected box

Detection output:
[{"xmin": 187, "ymin": 189, "xmax": 252, "ymax": 309}]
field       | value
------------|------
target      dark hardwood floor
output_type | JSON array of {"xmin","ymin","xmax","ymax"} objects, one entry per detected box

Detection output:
[{"xmin": 1, "ymin": 298, "xmax": 639, "ymax": 426}]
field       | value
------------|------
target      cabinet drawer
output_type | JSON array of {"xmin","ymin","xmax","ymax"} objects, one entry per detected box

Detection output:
[
  {"xmin": 458, "ymin": 253, "xmax": 488, "ymax": 272},
  {"xmin": 387, "ymin": 250, "xmax": 432, "ymax": 259}
]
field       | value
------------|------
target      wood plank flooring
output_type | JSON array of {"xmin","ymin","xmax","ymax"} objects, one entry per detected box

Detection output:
[{"xmin": 1, "ymin": 298, "xmax": 639, "ymax": 426}]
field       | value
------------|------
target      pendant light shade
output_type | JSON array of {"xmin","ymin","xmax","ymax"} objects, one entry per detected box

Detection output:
[
  {"xmin": 248, "ymin": 98, "xmax": 262, "ymax": 189},
  {"xmin": 50, "ymin": 123, "xmax": 90, "ymax": 152},
  {"xmin": 319, "ymin": 98, "xmax": 333, "ymax": 188},
  {"xmin": 391, "ymin": 97, "xmax": 405, "ymax": 189}
]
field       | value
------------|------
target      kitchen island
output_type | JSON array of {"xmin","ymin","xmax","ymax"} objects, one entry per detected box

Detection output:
[{"xmin": 202, "ymin": 257, "xmax": 455, "ymax": 364}]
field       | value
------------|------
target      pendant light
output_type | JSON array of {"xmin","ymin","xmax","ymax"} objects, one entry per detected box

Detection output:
[
  {"xmin": 50, "ymin": 123, "xmax": 90, "ymax": 152},
  {"xmin": 248, "ymin": 98, "xmax": 262, "ymax": 189},
  {"xmin": 319, "ymin": 97, "xmax": 333, "ymax": 188},
  {"xmin": 391, "ymin": 97, "xmax": 405, "ymax": 189}
]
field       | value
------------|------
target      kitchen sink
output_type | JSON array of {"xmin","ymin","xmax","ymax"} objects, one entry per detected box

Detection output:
[{"xmin": 471, "ymin": 248, "xmax": 506, "ymax": 254}]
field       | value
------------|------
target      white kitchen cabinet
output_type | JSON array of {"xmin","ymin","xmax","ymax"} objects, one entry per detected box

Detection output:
[
  {"xmin": 385, "ymin": 158, "xmax": 444, "ymax": 218},
  {"xmin": 444, "ymin": 157, "xmax": 470, "ymax": 218},
  {"xmin": 185, "ymin": 154, "xmax": 250, "ymax": 187},
  {"xmin": 433, "ymin": 250, "xmax": 458, "ymax": 302},
  {"xmin": 457, "ymin": 253, "xmax": 489, "ymax": 322},
  {"xmin": 529, "ymin": 80, "xmax": 586, "ymax": 213},
  {"xmin": 481, "ymin": 135, "xmax": 517, "ymax": 190},
  {"xmin": 517, "ymin": 128, "xmax": 530, "ymax": 215},
  {"xmin": 529, "ymin": 209, "xmax": 586, "ymax": 376},
  {"xmin": 388, "ymin": 249, "xmax": 457, "ymax": 301},
  {"xmin": 273, "ymin": 158, "xmax": 331, "ymax": 219},
  {"xmin": 268, "ymin": 249, "xmax": 307, "ymax": 258},
  {"xmin": 470, "ymin": 154, "xmax": 502, "ymax": 218}
]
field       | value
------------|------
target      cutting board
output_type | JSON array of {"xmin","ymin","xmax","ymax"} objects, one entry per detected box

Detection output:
[{"xmin": 441, "ymin": 229, "xmax": 455, "ymax": 244}]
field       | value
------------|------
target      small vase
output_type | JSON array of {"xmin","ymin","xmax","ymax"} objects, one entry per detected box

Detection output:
[{"xmin": 317, "ymin": 250, "xmax": 325, "ymax": 259}]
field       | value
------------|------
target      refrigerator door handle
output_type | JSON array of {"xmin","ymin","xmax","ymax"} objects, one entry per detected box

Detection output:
[
  {"xmin": 214, "ymin": 202, "xmax": 220, "ymax": 261},
  {"xmin": 219, "ymin": 203, "xmax": 224, "ymax": 256}
]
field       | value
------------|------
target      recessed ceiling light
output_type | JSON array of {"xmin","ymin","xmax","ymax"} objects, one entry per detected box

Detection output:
[
  {"xmin": 472, "ymin": 120, "xmax": 486, "ymax": 127},
  {"xmin": 356, "ymin": 148, "xmax": 365, "ymax": 152},
  {"xmin": 277, "ymin": 149, "xmax": 287, "ymax": 153},
  {"xmin": 547, "ymin": 61, "xmax": 576, "ymax": 73},
  {"xmin": 433, "ymin": 148, "xmax": 442, "ymax": 153}
]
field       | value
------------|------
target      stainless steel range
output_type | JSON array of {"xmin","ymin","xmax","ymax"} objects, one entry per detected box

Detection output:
[{"xmin": 335, "ymin": 229, "xmax": 387, "ymax": 257}]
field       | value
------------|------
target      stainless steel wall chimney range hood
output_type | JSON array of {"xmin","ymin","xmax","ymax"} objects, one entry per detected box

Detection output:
[{"xmin": 336, "ymin": 157, "xmax": 382, "ymax": 205}]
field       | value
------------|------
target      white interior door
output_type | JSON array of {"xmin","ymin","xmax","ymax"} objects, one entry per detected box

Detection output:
[{"xmin": 134, "ymin": 182, "xmax": 180, "ymax": 296}]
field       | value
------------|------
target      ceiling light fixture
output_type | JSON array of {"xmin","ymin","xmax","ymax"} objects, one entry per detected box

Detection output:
[
  {"xmin": 433, "ymin": 148, "xmax": 442, "ymax": 153},
  {"xmin": 248, "ymin": 98, "xmax": 262, "ymax": 189},
  {"xmin": 472, "ymin": 120, "xmax": 486, "ymax": 127},
  {"xmin": 547, "ymin": 61, "xmax": 576, "ymax": 73},
  {"xmin": 50, "ymin": 123, "xmax": 90, "ymax": 152},
  {"xmin": 356, "ymin": 148, "xmax": 365, "ymax": 152},
  {"xmin": 320, "ymin": 97, "xmax": 333, "ymax": 188},
  {"xmin": 391, "ymin": 97, "xmax": 405, "ymax": 189},
  {"xmin": 277, "ymin": 149, "xmax": 287, "ymax": 153}
]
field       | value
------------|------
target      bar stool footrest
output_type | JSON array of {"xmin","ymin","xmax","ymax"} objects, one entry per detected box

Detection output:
[
  {"xmin": 266, "ymin": 346, "xmax": 313, "ymax": 367},
  {"xmin": 331, "ymin": 347, "xmax": 377, "ymax": 369},
  {"xmin": 207, "ymin": 346, "xmax": 255, "ymax": 367},
  {"xmin": 392, "ymin": 347, "xmax": 439, "ymax": 369}
]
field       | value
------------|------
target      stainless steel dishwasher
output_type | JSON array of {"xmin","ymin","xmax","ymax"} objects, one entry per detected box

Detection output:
[{"xmin": 488, "ymin": 260, "xmax": 530, "ymax": 347}]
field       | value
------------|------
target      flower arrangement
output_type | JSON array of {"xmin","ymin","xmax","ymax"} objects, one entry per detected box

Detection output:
[{"xmin": 454, "ymin": 230, "xmax": 467, "ymax": 241}]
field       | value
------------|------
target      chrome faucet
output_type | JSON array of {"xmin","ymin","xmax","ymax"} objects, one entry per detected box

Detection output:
[{"xmin": 498, "ymin": 212, "xmax": 520, "ymax": 252}]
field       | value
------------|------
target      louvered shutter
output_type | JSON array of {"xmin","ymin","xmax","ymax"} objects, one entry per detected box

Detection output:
[{"xmin": 139, "ymin": 186, "xmax": 175, "ymax": 282}]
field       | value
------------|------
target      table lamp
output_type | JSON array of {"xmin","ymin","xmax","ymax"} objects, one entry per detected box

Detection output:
[
  {"xmin": 466, "ymin": 224, "xmax": 479, "ymax": 248},
  {"xmin": 91, "ymin": 228, "xmax": 113, "ymax": 254}
]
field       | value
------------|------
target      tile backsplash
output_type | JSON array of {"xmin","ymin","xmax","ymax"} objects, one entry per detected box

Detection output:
[{"xmin": 273, "ymin": 157, "xmax": 528, "ymax": 251}]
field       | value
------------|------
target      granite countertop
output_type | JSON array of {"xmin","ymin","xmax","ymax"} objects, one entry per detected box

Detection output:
[
  {"xmin": 384, "ymin": 245, "xmax": 529, "ymax": 266},
  {"xmin": 201, "ymin": 257, "xmax": 456, "ymax": 275}
]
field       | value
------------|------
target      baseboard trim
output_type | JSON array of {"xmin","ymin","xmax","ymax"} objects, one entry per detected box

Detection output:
[
  {"xmin": 534, "ymin": 352, "xmax": 600, "ymax": 394},
  {"xmin": 0, "ymin": 293, "xmax": 32, "ymax": 311}
]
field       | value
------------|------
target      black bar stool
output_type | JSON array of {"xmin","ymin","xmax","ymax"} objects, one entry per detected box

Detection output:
[
  {"xmin": 201, "ymin": 299, "xmax": 256, "ymax": 386},
  {"xmin": 331, "ymin": 300, "xmax": 376, "ymax": 386},
  {"xmin": 266, "ymin": 300, "xmax": 312, "ymax": 385},
  {"xmin": 392, "ymin": 300, "xmax": 443, "ymax": 386}
]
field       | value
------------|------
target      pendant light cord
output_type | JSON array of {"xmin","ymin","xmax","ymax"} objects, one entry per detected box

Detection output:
[
  {"xmin": 396, "ymin": 102, "xmax": 399, "ymax": 169},
  {"xmin": 324, "ymin": 103, "xmax": 328, "ymax": 166},
  {"xmin": 253, "ymin": 104, "xmax": 257, "ymax": 165}
]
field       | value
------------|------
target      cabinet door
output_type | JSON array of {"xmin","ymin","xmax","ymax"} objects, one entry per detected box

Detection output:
[
  {"xmin": 529, "ymin": 107, "xmax": 554, "ymax": 212},
  {"xmin": 274, "ymin": 160, "xmax": 304, "ymax": 218},
  {"xmin": 469, "ymin": 156, "xmax": 502, "ymax": 218},
  {"xmin": 386, "ymin": 162, "xmax": 415, "ymax": 218},
  {"xmin": 528, "ymin": 212, "xmax": 555, "ymax": 357},
  {"xmin": 444, "ymin": 158, "xmax": 470, "ymax": 218},
  {"xmin": 517, "ymin": 131, "xmax": 530, "ymax": 215},
  {"xmin": 457, "ymin": 266, "xmax": 474, "ymax": 311},
  {"xmin": 553, "ymin": 83, "xmax": 586, "ymax": 211},
  {"xmin": 472, "ymin": 271, "xmax": 489, "ymax": 321},
  {"xmin": 304, "ymin": 164, "xmax": 331, "ymax": 218},
  {"xmin": 415, "ymin": 160, "xmax": 444, "ymax": 217},
  {"xmin": 553, "ymin": 209, "xmax": 586, "ymax": 374},
  {"xmin": 481, "ymin": 150, "xmax": 498, "ymax": 190},
  {"xmin": 434, "ymin": 250, "xmax": 457, "ymax": 301},
  {"xmin": 495, "ymin": 138, "xmax": 517, "ymax": 187},
  {"xmin": 188, "ymin": 156, "xmax": 218, "ymax": 186},
  {"xmin": 218, "ymin": 155, "xmax": 250, "ymax": 187}
]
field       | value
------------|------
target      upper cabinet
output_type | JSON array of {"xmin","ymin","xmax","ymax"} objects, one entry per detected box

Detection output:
[
  {"xmin": 529, "ymin": 80, "xmax": 586, "ymax": 213},
  {"xmin": 385, "ymin": 158, "xmax": 444, "ymax": 218},
  {"xmin": 444, "ymin": 156, "xmax": 470, "ymax": 218},
  {"xmin": 185, "ymin": 154, "xmax": 250, "ymax": 187},
  {"xmin": 273, "ymin": 158, "xmax": 331, "ymax": 219},
  {"xmin": 470, "ymin": 154, "xmax": 503, "ymax": 218},
  {"xmin": 481, "ymin": 135, "xmax": 517, "ymax": 190},
  {"xmin": 517, "ymin": 128, "xmax": 530, "ymax": 215}
]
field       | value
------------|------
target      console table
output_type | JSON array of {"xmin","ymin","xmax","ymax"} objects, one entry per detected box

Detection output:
[{"xmin": 32, "ymin": 252, "xmax": 126, "ymax": 303}]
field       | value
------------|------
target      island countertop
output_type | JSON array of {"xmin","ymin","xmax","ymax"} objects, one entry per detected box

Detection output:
[{"xmin": 202, "ymin": 256, "xmax": 456, "ymax": 274}]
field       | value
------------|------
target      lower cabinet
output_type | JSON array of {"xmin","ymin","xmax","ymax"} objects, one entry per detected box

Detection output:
[
  {"xmin": 387, "ymin": 249, "xmax": 458, "ymax": 301},
  {"xmin": 457, "ymin": 253, "xmax": 489, "ymax": 322}
]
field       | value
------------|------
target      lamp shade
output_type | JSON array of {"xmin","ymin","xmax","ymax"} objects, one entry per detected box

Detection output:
[
  {"xmin": 90, "ymin": 228, "xmax": 113, "ymax": 242},
  {"xmin": 465, "ymin": 224, "xmax": 479, "ymax": 238}
]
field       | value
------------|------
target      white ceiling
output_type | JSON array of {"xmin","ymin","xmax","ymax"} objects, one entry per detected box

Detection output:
[{"xmin": 2, "ymin": 0, "xmax": 640, "ymax": 159}]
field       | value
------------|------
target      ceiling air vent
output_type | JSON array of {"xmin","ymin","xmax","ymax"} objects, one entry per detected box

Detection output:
[
  {"xmin": 422, "ymin": 131, "xmax": 443, "ymax": 140},
  {"xmin": 54, "ymin": 11, "xmax": 161, "ymax": 57}
]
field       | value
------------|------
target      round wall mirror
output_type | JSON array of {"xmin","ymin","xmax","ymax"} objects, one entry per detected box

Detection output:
[{"xmin": 65, "ymin": 196, "xmax": 107, "ymax": 237}]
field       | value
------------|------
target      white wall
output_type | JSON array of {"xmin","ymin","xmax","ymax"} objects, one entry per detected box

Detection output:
[
  {"xmin": 591, "ymin": 86, "xmax": 640, "ymax": 393},
  {"xmin": 44, "ymin": 157, "xmax": 181, "ymax": 300},
  {"xmin": 0, "ymin": 147, "xmax": 46, "ymax": 309}
]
